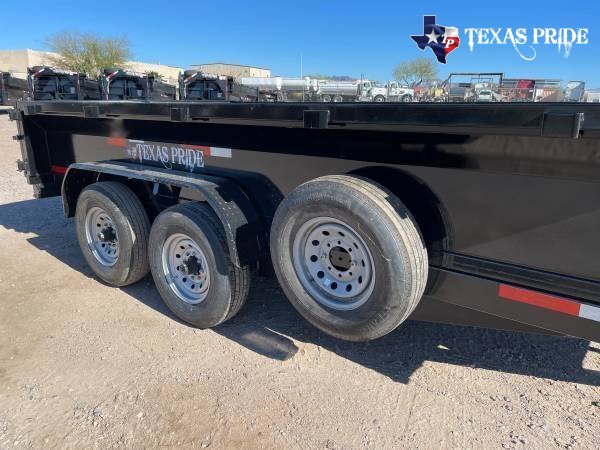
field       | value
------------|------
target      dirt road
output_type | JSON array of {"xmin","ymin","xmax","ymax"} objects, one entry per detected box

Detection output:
[{"xmin": 0, "ymin": 114, "xmax": 598, "ymax": 449}]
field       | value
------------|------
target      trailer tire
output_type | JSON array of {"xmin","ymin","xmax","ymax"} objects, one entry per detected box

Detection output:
[
  {"xmin": 321, "ymin": 94, "xmax": 332, "ymax": 102},
  {"xmin": 270, "ymin": 175, "xmax": 428, "ymax": 341},
  {"xmin": 148, "ymin": 202, "xmax": 250, "ymax": 328},
  {"xmin": 75, "ymin": 181, "xmax": 150, "ymax": 286}
]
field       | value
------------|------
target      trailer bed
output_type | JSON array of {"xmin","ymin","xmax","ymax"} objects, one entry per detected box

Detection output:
[{"xmin": 12, "ymin": 100, "xmax": 600, "ymax": 342}]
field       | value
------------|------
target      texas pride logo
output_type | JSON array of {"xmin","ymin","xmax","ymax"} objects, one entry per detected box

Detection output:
[{"xmin": 411, "ymin": 15, "xmax": 460, "ymax": 64}]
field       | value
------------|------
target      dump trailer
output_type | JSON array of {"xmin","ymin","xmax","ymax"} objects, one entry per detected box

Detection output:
[
  {"xmin": 179, "ymin": 70, "xmax": 260, "ymax": 102},
  {"xmin": 10, "ymin": 99, "xmax": 600, "ymax": 344},
  {"xmin": 0, "ymin": 72, "xmax": 29, "ymax": 106},
  {"xmin": 101, "ymin": 69, "xmax": 176, "ymax": 101},
  {"xmin": 28, "ymin": 66, "xmax": 100, "ymax": 100}
]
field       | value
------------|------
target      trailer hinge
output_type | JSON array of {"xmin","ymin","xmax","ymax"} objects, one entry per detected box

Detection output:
[
  {"xmin": 541, "ymin": 112, "xmax": 583, "ymax": 139},
  {"xmin": 171, "ymin": 107, "xmax": 189, "ymax": 122},
  {"xmin": 83, "ymin": 105, "xmax": 101, "ymax": 118},
  {"xmin": 16, "ymin": 160, "xmax": 40, "ymax": 183},
  {"xmin": 303, "ymin": 110, "xmax": 330, "ymax": 129},
  {"xmin": 12, "ymin": 134, "xmax": 24, "ymax": 141}
]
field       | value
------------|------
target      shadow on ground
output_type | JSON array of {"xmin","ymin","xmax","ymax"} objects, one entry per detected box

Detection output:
[{"xmin": 1, "ymin": 197, "xmax": 599, "ymax": 385}]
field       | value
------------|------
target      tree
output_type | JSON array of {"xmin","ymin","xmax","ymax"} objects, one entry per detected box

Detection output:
[
  {"xmin": 46, "ymin": 31, "xmax": 131, "ymax": 76},
  {"xmin": 393, "ymin": 58, "xmax": 438, "ymax": 87}
]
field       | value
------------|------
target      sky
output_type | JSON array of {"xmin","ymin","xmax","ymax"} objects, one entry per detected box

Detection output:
[{"xmin": 1, "ymin": 0, "xmax": 599, "ymax": 87}]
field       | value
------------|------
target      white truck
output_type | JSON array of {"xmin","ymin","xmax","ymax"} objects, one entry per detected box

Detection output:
[
  {"xmin": 314, "ymin": 79, "xmax": 376, "ymax": 102},
  {"xmin": 238, "ymin": 76, "xmax": 314, "ymax": 101},
  {"xmin": 237, "ymin": 77, "xmax": 379, "ymax": 102},
  {"xmin": 366, "ymin": 81, "xmax": 414, "ymax": 102}
]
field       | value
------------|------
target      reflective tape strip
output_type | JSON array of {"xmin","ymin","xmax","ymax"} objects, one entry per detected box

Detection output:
[
  {"xmin": 51, "ymin": 164, "xmax": 67, "ymax": 174},
  {"xmin": 499, "ymin": 284, "xmax": 600, "ymax": 322},
  {"xmin": 106, "ymin": 138, "xmax": 232, "ymax": 159},
  {"xmin": 580, "ymin": 304, "xmax": 600, "ymax": 322},
  {"xmin": 209, "ymin": 147, "xmax": 232, "ymax": 158},
  {"xmin": 106, "ymin": 137, "xmax": 128, "ymax": 147}
]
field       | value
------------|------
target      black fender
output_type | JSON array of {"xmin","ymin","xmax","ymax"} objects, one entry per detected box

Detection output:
[{"xmin": 61, "ymin": 161, "xmax": 264, "ymax": 268}]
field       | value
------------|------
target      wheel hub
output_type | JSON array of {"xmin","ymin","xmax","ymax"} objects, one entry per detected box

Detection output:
[
  {"xmin": 179, "ymin": 255, "xmax": 202, "ymax": 276},
  {"xmin": 84, "ymin": 207, "xmax": 120, "ymax": 267},
  {"xmin": 161, "ymin": 233, "xmax": 210, "ymax": 304},
  {"xmin": 98, "ymin": 226, "xmax": 116, "ymax": 243},
  {"xmin": 292, "ymin": 217, "xmax": 375, "ymax": 310}
]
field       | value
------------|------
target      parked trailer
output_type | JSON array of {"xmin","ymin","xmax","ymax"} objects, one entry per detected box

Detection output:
[
  {"xmin": 11, "ymin": 100, "xmax": 600, "ymax": 343},
  {"xmin": 180, "ymin": 70, "xmax": 260, "ymax": 102},
  {"xmin": 28, "ymin": 66, "xmax": 100, "ymax": 101},
  {"xmin": 101, "ymin": 69, "xmax": 176, "ymax": 101},
  {"xmin": 0, "ymin": 72, "xmax": 28, "ymax": 106}
]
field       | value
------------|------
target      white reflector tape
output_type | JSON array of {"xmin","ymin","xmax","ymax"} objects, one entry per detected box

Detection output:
[
  {"xmin": 210, "ymin": 147, "xmax": 232, "ymax": 158},
  {"xmin": 580, "ymin": 304, "xmax": 600, "ymax": 322}
]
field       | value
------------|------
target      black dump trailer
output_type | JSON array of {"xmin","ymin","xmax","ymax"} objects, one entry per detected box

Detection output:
[
  {"xmin": 101, "ymin": 69, "xmax": 176, "ymax": 101},
  {"xmin": 11, "ymin": 100, "xmax": 600, "ymax": 343},
  {"xmin": 28, "ymin": 66, "xmax": 100, "ymax": 101},
  {"xmin": 0, "ymin": 72, "xmax": 29, "ymax": 106},
  {"xmin": 179, "ymin": 70, "xmax": 260, "ymax": 102}
]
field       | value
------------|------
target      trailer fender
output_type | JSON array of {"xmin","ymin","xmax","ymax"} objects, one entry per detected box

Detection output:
[{"xmin": 61, "ymin": 161, "xmax": 264, "ymax": 268}]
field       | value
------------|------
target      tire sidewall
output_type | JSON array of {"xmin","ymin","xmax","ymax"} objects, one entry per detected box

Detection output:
[
  {"xmin": 75, "ymin": 188, "xmax": 136, "ymax": 286},
  {"xmin": 148, "ymin": 209, "xmax": 232, "ymax": 328},
  {"xmin": 271, "ymin": 185, "xmax": 417, "ymax": 340}
]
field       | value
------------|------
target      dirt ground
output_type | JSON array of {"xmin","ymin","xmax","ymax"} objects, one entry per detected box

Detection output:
[{"xmin": 0, "ymin": 113, "xmax": 598, "ymax": 449}]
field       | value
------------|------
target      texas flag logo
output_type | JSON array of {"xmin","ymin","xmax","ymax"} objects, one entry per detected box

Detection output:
[{"xmin": 410, "ymin": 15, "xmax": 460, "ymax": 64}]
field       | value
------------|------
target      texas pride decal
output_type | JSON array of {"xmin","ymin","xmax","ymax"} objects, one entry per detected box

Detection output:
[{"xmin": 411, "ymin": 15, "xmax": 460, "ymax": 64}]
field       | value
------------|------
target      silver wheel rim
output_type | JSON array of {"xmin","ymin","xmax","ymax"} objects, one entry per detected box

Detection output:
[
  {"xmin": 161, "ymin": 233, "xmax": 210, "ymax": 304},
  {"xmin": 85, "ymin": 207, "xmax": 120, "ymax": 266},
  {"xmin": 292, "ymin": 217, "xmax": 375, "ymax": 311}
]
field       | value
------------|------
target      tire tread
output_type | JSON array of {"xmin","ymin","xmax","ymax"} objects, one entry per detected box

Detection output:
[
  {"xmin": 78, "ymin": 181, "xmax": 150, "ymax": 286},
  {"xmin": 165, "ymin": 202, "xmax": 250, "ymax": 324}
]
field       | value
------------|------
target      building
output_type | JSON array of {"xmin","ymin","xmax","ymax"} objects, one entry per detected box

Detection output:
[
  {"xmin": 125, "ymin": 61, "xmax": 182, "ymax": 85},
  {"xmin": 0, "ymin": 49, "xmax": 183, "ymax": 85},
  {"xmin": 0, "ymin": 49, "xmax": 56, "ymax": 79},
  {"xmin": 191, "ymin": 63, "xmax": 271, "ymax": 78},
  {"xmin": 587, "ymin": 90, "xmax": 600, "ymax": 103}
]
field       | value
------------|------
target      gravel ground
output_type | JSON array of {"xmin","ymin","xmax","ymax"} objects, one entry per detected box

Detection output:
[{"xmin": 0, "ymin": 113, "xmax": 599, "ymax": 449}]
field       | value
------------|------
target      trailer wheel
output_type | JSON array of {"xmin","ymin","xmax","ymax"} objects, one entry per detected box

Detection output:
[
  {"xmin": 148, "ymin": 202, "xmax": 250, "ymax": 328},
  {"xmin": 321, "ymin": 94, "xmax": 332, "ymax": 102},
  {"xmin": 333, "ymin": 95, "xmax": 343, "ymax": 102},
  {"xmin": 75, "ymin": 181, "xmax": 150, "ymax": 286},
  {"xmin": 270, "ymin": 175, "xmax": 428, "ymax": 341}
]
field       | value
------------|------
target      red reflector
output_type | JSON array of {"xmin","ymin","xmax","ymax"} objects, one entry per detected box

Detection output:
[
  {"xmin": 51, "ymin": 165, "xmax": 67, "ymax": 175},
  {"xmin": 106, "ymin": 137, "xmax": 128, "ymax": 147},
  {"xmin": 499, "ymin": 284, "xmax": 581, "ymax": 316},
  {"xmin": 187, "ymin": 144, "xmax": 211, "ymax": 155}
]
